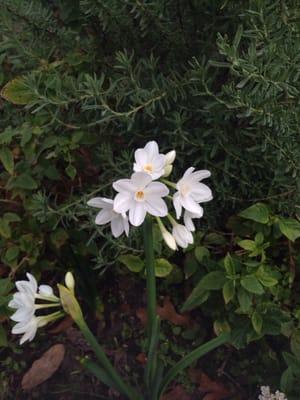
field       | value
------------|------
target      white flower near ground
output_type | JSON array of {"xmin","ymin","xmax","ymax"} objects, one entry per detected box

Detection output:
[
  {"xmin": 133, "ymin": 141, "xmax": 166, "ymax": 180},
  {"xmin": 9, "ymin": 273, "xmax": 61, "ymax": 344},
  {"xmin": 87, "ymin": 197, "xmax": 129, "ymax": 238},
  {"xmin": 172, "ymin": 222, "xmax": 194, "ymax": 248},
  {"xmin": 258, "ymin": 386, "xmax": 287, "ymax": 400},
  {"xmin": 162, "ymin": 150, "xmax": 176, "ymax": 177},
  {"xmin": 113, "ymin": 172, "xmax": 169, "ymax": 226},
  {"xmin": 173, "ymin": 167, "xmax": 212, "ymax": 219},
  {"xmin": 183, "ymin": 209, "xmax": 203, "ymax": 232}
]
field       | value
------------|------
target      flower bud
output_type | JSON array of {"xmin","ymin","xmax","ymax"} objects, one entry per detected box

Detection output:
[
  {"xmin": 165, "ymin": 150, "xmax": 176, "ymax": 165},
  {"xmin": 65, "ymin": 272, "xmax": 75, "ymax": 292},
  {"xmin": 58, "ymin": 284, "xmax": 83, "ymax": 323},
  {"xmin": 162, "ymin": 229, "xmax": 177, "ymax": 251},
  {"xmin": 162, "ymin": 164, "xmax": 173, "ymax": 178}
]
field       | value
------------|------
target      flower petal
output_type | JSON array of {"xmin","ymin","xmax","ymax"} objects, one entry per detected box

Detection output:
[
  {"xmin": 180, "ymin": 195, "xmax": 204, "ymax": 215},
  {"xmin": 111, "ymin": 216, "xmax": 125, "ymax": 238},
  {"xmin": 114, "ymin": 192, "xmax": 133, "ymax": 213},
  {"xmin": 87, "ymin": 197, "xmax": 113, "ymax": 209},
  {"xmin": 192, "ymin": 183, "xmax": 213, "ymax": 202},
  {"xmin": 190, "ymin": 170, "xmax": 211, "ymax": 182},
  {"xmin": 144, "ymin": 141, "xmax": 159, "ymax": 159},
  {"xmin": 173, "ymin": 192, "xmax": 182, "ymax": 219},
  {"xmin": 145, "ymin": 182, "xmax": 169, "ymax": 197},
  {"xmin": 134, "ymin": 149, "xmax": 148, "ymax": 167},
  {"xmin": 129, "ymin": 202, "xmax": 146, "ymax": 226},
  {"xmin": 95, "ymin": 209, "xmax": 113, "ymax": 225},
  {"xmin": 131, "ymin": 172, "xmax": 153, "ymax": 189},
  {"xmin": 113, "ymin": 179, "xmax": 136, "ymax": 193},
  {"xmin": 145, "ymin": 197, "xmax": 168, "ymax": 217}
]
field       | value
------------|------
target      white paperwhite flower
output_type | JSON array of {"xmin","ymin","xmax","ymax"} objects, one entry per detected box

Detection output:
[
  {"xmin": 258, "ymin": 386, "xmax": 287, "ymax": 400},
  {"xmin": 87, "ymin": 197, "xmax": 129, "ymax": 238},
  {"xmin": 173, "ymin": 167, "xmax": 212, "ymax": 219},
  {"xmin": 113, "ymin": 172, "xmax": 169, "ymax": 226},
  {"xmin": 133, "ymin": 141, "xmax": 166, "ymax": 180},
  {"xmin": 184, "ymin": 209, "xmax": 203, "ymax": 232},
  {"xmin": 162, "ymin": 150, "xmax": 176, "ymax": 178},
  {"xmin": 9, "ymin": 273, "xmax": 61, "ymax": 344},
  {"xmin": 172, "ymin": 222, "xmax": 194, "ymax": 249}
]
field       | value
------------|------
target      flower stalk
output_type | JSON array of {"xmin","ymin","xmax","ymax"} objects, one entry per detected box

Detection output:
[{"xmin": 143, "ymin": 216, "xmax": 157, "ymax": 339}]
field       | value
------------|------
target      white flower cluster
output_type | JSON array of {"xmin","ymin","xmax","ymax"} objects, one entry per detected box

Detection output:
[
  {"xmin": 9, "ymin": 273, "xmax": 61, "ymax": 344},
  {"xmin": 88, "ymin": 141, "xmax": 212, "ymax": 250},
  {"xmin": 258, "ymin": 386, "xmax": 287, "ymax": 400}
]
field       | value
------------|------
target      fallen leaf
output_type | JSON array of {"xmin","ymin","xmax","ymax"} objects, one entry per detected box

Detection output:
[
  {"xmin": 136, "ymin": 352, "xmax": 147, "ymax": 364},
  {"xmin": 157, "ymin": 297, "xmax": 190, "ymax": 326},
  {"xmin": 162, "ymin": 385, "xmax": 191, "ymax": 400},
  {"xmin": 22, "ymin": 344, "xmax": 65, "ymax": 390},
  {"xmin": 136, "ymin": 307, "xmax": 147, "ymax": 327},
  {"xmin": 189, "ymin": 369, "xmax": 231, "ymax": 400}
]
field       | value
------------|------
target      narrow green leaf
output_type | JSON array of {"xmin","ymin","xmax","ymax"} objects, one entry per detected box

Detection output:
[{"xmin": 224, "ymin": 253, "xmax": 235, "ymax": 275}]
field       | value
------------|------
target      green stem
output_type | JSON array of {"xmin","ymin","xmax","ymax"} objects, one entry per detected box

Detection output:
[
  {"xmin": 161, "ymin": 179, "xmax": 177, "ymax": 189},
  {"xmin": 158, "ymin": 332, "xmax": 230, "ymax": 398},
  {"xmin": 77, "ymin": 318, "xmax": 140, "ymax": 400},
  {"xmin": 143, "ymin": 216, "xmax": 156, "ymax": 338}
]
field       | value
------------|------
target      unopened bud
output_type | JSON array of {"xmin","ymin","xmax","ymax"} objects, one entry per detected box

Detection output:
[
  {"xmin": 65, "ymin": 272, "xmax": 75, "ymax": 292},
  {"xmin": 162, "ymin": 230, "xmax": 177, "ymax": 251},
  {"xmin": 165, "ymin": 150, "xmax": 176, "ymax": 165},
  {"xmin": 162, "ymin": 164, "xmax": 173, "ymax": 178}
]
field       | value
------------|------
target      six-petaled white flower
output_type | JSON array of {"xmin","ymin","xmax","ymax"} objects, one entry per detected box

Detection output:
[
  {"xmin": 173, "ymin": 167, "xmax": 212, "ymax": 219},
  {"xmin": 9, "ymin": 273, "xmax": 61, "ymax": 344},
  {"xmin": 87, "ymin": 197, "xmax": 129, "ymax": 238},
  {"xmin": 113, "ymin": 172, "xmax": 169, "ymax": 226},
  {"xmin": 133, "ymin": 141, "xmax": 166, "ymax": 180}
]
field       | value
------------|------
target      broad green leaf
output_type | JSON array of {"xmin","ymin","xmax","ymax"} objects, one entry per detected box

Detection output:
[
  {"xmin": 0, "ymin": 278, "xmax": 13, "ymax": 295},
  {"xmin": 13, "ymin": 173, "xmax": 38, "ymax": 189},
  {"xmin": 65, "ymin": 164, "xmax": 77, "ymax": 180},
  {"xmin": 4, "ymin": 246, "xmax": 19, "ymax": 264},
  {"xmin": 237, "ymin": 288, "xmax": 252, "ymax": 312},
  {"xmin": 291, "ymin": 330, "xmax": 300, "ymax": 359},
  {"xmin": 282, "ymin": 352, "xmax": 300, "ymax": 374},
  {"xmin": 224, "ymin": 253, "xmax": 235, "ymax": 275},
  {"xmin": 3, "ymin": 212, "xmax": 21, "ymax": 222},
  {"xmin": 154, "ymin": 258, "xmax": 173, "ymax": 277},
  {"xmin": 50, "ymin": 228, "xmax": 69, "ymax": 249},
  {"xmin": 1, "ymin": 77, "xmax": 34, "ymax": 105},
  {"xmin": 251, "ymin": 311, "xmax": 262, "ymax": 334},
  {"xmin": 0, "ymin": 218, "xmax": 11, "ymax": 239},
  {"xmin": 223, "ymin": 280, "xmax": 235, "ymax": 304},
  {"xmin": 241, "ymin": 275, "xmax": 264, "ymax": 294},
  {"xmin": 256, "ymin": 266, "xmax": 278, "ymax": 287},
  {"xmin": 278, "ymin": 218, "xmax": 300, "ymax": 241},
  {"xmin": 239, "ymin": 203, "xmax": 270, "ymax": 224},
  {"xmin": 238, "ymin": 240, "xmax": 256, "ymax": 251},
  {"xmin": 194, "ymin": 246, "xmax": 210, "ymax": 263},
  {"xmin": 0, "ymin": 146, "xmax": 14, "ymax": 174},
  {"xmin": 118, "ymin": 254, "xmax": 144, "ymax": 273},
  {"xmin": 280, "ymin": 368, "xmax": 294, "ymax": 393},
  {"xmin": 182, "ymin": 270, "xmax": 226, "ymax": 311},
  {"xmin": 204, "ymin": 233, "xmax": 226, "ymax": 245}
]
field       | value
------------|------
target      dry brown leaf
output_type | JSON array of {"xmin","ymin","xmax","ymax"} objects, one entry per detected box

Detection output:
[
  {"xmin": 161, "ymin": 385, "xmax": 191, "ymax": 400},
  {"xmin": 157, "ymin": 297, "xmax": 190, "ymax": 326},
  {"xmin": 22, "ymin": 344, "xmax": 65, "ymax": 390},
  {"xmin": 189, "ymin": 369, "xmax": 231, "ymax": 400}
]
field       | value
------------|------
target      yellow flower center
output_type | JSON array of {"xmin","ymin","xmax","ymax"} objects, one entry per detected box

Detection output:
[
  {"xmin": 135, "ymin": 191, "xmax": 145, "ymax": 201},
  {"xmin": 143, "ymin": 163, "xmax": 153, "ymax": 173}
]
